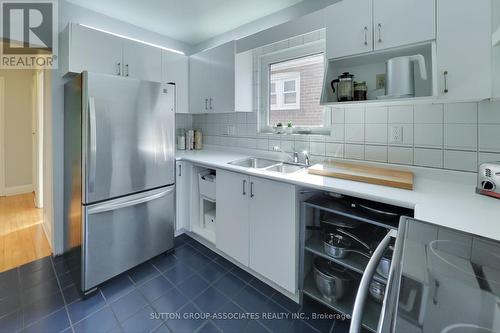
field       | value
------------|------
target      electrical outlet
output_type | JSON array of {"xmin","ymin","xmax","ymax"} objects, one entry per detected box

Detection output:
[
  {"xmin": 376, "ymin": 74, "xmax": 386, "ymax": 90},
  {"xmin": 390, "ymin": 126, "xmax": 403, "ymax": 143}
]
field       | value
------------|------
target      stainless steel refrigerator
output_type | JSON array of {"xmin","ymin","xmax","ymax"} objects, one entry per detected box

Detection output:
[{"xmin": 64, "ymin": 72, "xmax": 175, "ymax": 294}]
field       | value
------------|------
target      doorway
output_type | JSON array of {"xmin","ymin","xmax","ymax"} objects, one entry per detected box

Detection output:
[{"xmin": 0, "ymin": 68, "xmax": 51, "ymax": 272}]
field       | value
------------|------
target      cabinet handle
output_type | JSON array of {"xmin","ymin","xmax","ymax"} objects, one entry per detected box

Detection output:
[
  {"xmin": 250, "ymin": 182, "xmax": 254, "ymax": 198},
  {"xmin": 377, "ymin": 23, "xmax": 382, "ymax": 43},
  {"xmin": 443, "ymin": 70, "xmax": 449, "ymax": 93},
  {"xmin": 125, "ymin": 64, "xmax": 129, "ymax": 77},
  {"xmin": 205, "ymin": 98, "xmax": 208, "ymax": 110},
  {"xmin": 242, "ymin": 179, "xmax": 247, "ymax": 195},
  {"xmin": 178, "ymin": 164, "xmax": 182, "ymax": 177},
  {"xmin": 117, "ymin": 62, "xmax": 121, "ymax": 76},
  {"xmin": 364, "ymin": 26, "xmax": 368, "ymax": 46},
  {"xmin": 209, "ymin": 98, "xmax": 213, "ymax": 110}
]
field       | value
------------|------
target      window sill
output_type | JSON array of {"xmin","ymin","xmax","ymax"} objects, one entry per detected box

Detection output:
[{"xmin": 259, "ymin": 130, "xmax": 332, "ymax": 137}]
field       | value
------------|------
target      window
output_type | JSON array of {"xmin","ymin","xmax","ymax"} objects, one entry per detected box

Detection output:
[{"xmin": 270, "ymin": 72, "xmax": 300, "ymax": 110}]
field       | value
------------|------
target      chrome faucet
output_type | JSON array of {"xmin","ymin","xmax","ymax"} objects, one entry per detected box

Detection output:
[
  {"xmin": 293, "ymin": 152, "xmax": 299, "ymax": 163},
  {"xmin": 303, "ymin": 150, "xmax": 310, "ymax": 166}
]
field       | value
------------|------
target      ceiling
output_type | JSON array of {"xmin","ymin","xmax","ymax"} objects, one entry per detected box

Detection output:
[{"xmin": 67, "ymin": 0, "xmax": 305, "ymax": 45}]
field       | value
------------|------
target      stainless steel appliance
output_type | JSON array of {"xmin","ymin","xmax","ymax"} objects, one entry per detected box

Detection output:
[
  {"xmin": 378, "ymin": 54, "xmax": 427, "ymax": 99},
  {"xmin": 331, "ymin": 72, "xmax": 355, "ymax": 102},
  {"xmin": 477, "ymin": 162, "xmax": 500, "ymax": 199},
  {"xmin": 64, "ymin": 72, "xmax": 176, "ymax": 294}
]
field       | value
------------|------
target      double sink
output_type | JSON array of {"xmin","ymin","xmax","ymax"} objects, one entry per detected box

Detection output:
[{"xmin": 228, "ymin": 157, "xmax": 306, "ymax": 174}]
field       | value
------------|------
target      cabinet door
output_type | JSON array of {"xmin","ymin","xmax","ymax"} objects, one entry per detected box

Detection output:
[
  {"xmin": 325, "ymin": 0, "xmax": 373, "ymax": 59},
  {"xmin": 249, "ymin": 177, "xmax": 296, "ymax": 292},
  {"xmin": 437, "ymin": 0, "xmax": 491, "ymax": 100},
  {"xmin": 122, "ymin": 40, "xmax": 162, "ymax": 82},
  {"xmin": 175, "ymin": 161, "xmax": 191, "ymax": 232},
  {"xmin": 189, "ymin": 51, "xmax": 211, "ymax": 113},
  {"xmin": 163, "ymin": 51, "xmax": 189, "ymax": 113},
  {"xmin": 373, "ymin": 0, "xmax": 435, "ymax": 51},
  {"xmin": 208, "ymin": 41, "xmax": 235, "ymax": 113},
  {"xmin": 70, "ymin": 24, "xmax": 123, "ymax": 76},
  {"xmin": 216, "ymin": 171, "xmax": 249, "ymax": 266}
]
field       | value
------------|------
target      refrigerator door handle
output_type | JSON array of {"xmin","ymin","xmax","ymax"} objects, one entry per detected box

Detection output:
[
  {"xmin": 88, "ymin": 97, "xmax": 97, "ymax": 193},
  {"xmin": 87, "ymin": 187, "xmax": 174, "ymax": 215}
]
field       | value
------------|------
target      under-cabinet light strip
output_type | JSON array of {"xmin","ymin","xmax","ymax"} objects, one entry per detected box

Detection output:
[{"xmin": 79, "ymin": 23, "xmax": 185, "ymax": 55}]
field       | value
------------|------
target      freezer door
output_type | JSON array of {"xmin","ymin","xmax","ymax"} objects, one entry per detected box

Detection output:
[
  {"xmin": 82, "ymin": 186, "xmax": 174, "ymax": 292},
  {"xmin": 83, "ymin": 72, "xmax": 175, "ymax": 204}
]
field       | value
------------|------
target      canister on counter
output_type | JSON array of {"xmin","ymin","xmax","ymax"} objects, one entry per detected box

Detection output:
[{"xmin": 194, "ymin": 129, "xmax": 203, "ymax": 150}]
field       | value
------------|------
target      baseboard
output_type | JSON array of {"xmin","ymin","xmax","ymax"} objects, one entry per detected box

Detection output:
[{"xmin": 3, "ymin": 184, "xmax": 33, "ymax": 196}]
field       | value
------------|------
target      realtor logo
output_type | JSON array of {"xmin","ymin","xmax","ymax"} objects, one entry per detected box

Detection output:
[{"xmin": 0, "ymin": 0, "xmax": 58, "ymax": 68}]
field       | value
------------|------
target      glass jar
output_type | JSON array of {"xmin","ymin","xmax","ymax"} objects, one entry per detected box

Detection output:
[{"xmin": 353, "ymin": 81, "xmax": 368, "ymax": 101}]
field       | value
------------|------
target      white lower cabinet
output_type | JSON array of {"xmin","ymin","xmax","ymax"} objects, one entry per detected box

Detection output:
[
  {"xmin": 216, "ymin": 170, "xmax": 297, "ymax": 293},
  {"xmin": 175, "ymin": 161, "xmax": 192, "ymax": 232}
]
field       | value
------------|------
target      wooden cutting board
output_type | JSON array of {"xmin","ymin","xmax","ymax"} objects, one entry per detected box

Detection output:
[{"xmin": 307, "ymin": 161, "xmax": 414, "ymax": 190}]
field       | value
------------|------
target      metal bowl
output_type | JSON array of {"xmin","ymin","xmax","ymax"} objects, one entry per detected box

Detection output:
[
  {"xmin": 376, "ymin": 245, "xmax": 394, "ymax": 279},
  {"xmin": 323, "ymin": 233, "xmax": 352, "ymax": 258},
  {"xmin": 313, "ymin": 257, "xmax": 353, "ymax": 301},
  {"xmin": 369, "ymin": 279, "xmax": 386, "ymax": 303}
]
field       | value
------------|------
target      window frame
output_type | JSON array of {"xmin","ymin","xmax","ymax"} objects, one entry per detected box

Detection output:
[
  {"xmin": 258, "ymin": 40, "xmax": 330, "ymax": 135},
  {"xmin": 270, "ymin": 72, "xmax": 301, "ymax": 110}
]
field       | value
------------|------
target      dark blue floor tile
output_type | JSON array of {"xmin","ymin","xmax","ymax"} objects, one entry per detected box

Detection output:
[
  {"xmin": 0, "ymin": 310, "xmax": 22, "ymax": 333},
  {"xmin": 175, "ymin": 234, "xmax": 193, "ymax": 245},
  {"xmin": 23, "ymin": 292, "xmax": 65, "ymax": 326},
  {"xmin": 0, "ymin": 292, "xmax": 21, "ymax": 317},
  {"xmin": 212, "ymin": 256, "xmax": 235, "ymax": 271},
  {"xmin": 150, "ymin": 253, "xmax": 178, "ymax": 273},
  {"xmin": 0, "ymin": 268, "xmax": 19, "ymax": 292},
  {"xmin": 198, "ymin": 321, "xmax": 220, "ymax": 333},
  {"xmin": 22, "ymin": 277, "xmax": 61, "ymax": 305},
  {"xmin": 19, "ymin": 256, "xmax": 52, "ymax": 275},
  {"xmin": 233, "ymin": 285, "xmax": 269, "ymax": 313},
  {"xmin": 21, "ymin": 308, "xmax": 70, "ymax": 333},
  {"xmin": 287, "ymin": 320, "xmax": 319, "ymax": 333},
  {"xmin": 139, "ymin": 275, "xmax": 174, "ymax": 302},
  {"xmin": 176, "ymin": 274, "xmax": 209, "ymax": 300},
  {"xmin": 73, "ymin": 306, "xmax": 119, "ymax": 333},
  {"xmin": 300, "ymin": 297, "xmax": 336, "ymax": 333},
  {"xmin": 57, "ymin": 271, "xmax": 78, "ymax": 289},
  {"xmin": 258, "ymin": 300, "xmax": 294, "ymax": 332},
  {"xmin": 197, "ymin": 262, "xmax": 226, "ymax": 283},
  {"xmin": 244, "ymin": 319, "xmax": 270, "ymax": 332},
  {"xmin": 128, "ymin": 262, "xmax": 160, "ymax": 286},
  {"xmin": 62, "ymin": 284, "xmax": 82, "ymax": 305},
  {"xmin": 152, "ymin": 323, "xmax": 171, "ymax": 333},
  {"xmin": 270, "ymin": 292, "xmax": 301, "ymax": 313},
  {"xmin": 121, "ymin": 306, "xmax": 163, "ymax": 333},
  {"xmin": 175, "ymin": 247, "xmax": 212, "ymax": 269},
  {"xmin": 166, "ymin": 303, "xmax": 205, "ymax": 333},
  {"xmin": 188, "ymin": 242, "xmax": 218, "ymax": 260},
  {"xmin": 110, "ymin": 289, "xmax": 148, "ymax": 322},
  {"xmin": 248, "ymin": 278, "xmax": 277, "ymax": 298},
  {"xmin": 151, "ymin": 288, "xmax": 188, "ymax": 314},
  {"xmin": 212, "ymin": 272, "xmax": 246, "ymax": 299},
  {"xmin": 163, "ymin": 263, "xmax": 195, "ymax": 285},
  {"xmin": 19, "ymin": 264, "xmax": 56, "ymax": 289},
  {"xmin": 229, "ymin": 266, "xmax": 254, "ymax": 283},
  {"xmin": 332, "ymin": 318, "xmax": 350, "ymax": 333},
  {"xmin": 212, "ymin": 301, "xmax": 249, "ymax": 333},
  {"xmin": 67, "ymin": 291, "xmax": 106, "ymax": 323},
  {"xmin": 53, "ymin": 259, "xmax": 79, "ymax": 277},
  {"xmin": 100, "ymin": 274, "xmax": 135, "ymax": 303},
  {"xmin": 193, "ymin": 287, "xmax": 228, "ymax": 313}
]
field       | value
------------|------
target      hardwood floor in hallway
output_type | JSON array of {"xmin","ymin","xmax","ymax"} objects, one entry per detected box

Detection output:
[{"xmin": 0, "ymin": 193, "xmax": 51, "ymax": 272}]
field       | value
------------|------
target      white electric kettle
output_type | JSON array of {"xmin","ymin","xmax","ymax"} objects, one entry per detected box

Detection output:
[{"xmin": 378, "ymin": 54, "xmax": 427, "ymax": 99}]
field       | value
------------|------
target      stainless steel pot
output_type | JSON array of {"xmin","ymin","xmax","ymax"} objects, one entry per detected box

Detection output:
[
  {"xmin": 369, "ymin": 279, "xmax": 386, "ymax": 303},
  {"xmin": 376, "ymin": 245, "xmax": 394, "ymax": 279},
  {"xmin": 313, "ymin": 257, "xmax": 354, "ymax": 301},
  {"xmin": 323, "ymin": 233, "xmax": 371, "ymax": 259}
]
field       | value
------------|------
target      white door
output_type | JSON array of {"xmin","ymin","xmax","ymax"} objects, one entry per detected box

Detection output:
[
  {"xmin": 249, "ymin": 177, "xmax": 297, "ymax": 292},
  {"xmin": 0, "ymin": 77, "xmax": 4, "ymax": 196},
  {"xmin": 373, "ymin": 0, "xmax": 435, "ymax": 51},
  {"xmin": 216, "ymin": 170, "xmax": 249, "ymax": 266},
  {"xmin": 123, "ymin": 40, "xmax": 162, "ymax": 82},
  {"xmin": 162, "ymin": 51, "xmax": 189, "ymax": 113},
  {"xmin": 189, "ymin": 51, "xmax": 211, "ymax": 113},
  {"xmin": 71, "ymin": 24, "xmax": 123, "ymax": 76},
  {"xmin": 208, "ymin": 41, "xmax": 235, "ymax": 113},
  {"xmin": 325, "ymin": 0, "xmax": 373, "ymax": 59},
  {"xmin": 175, "ymin": 161, "xmax": 191, "ymax": 232},
  {"xmin": 437, "ymin": 0, "xmax": 491, "ymax": 100},
  {"xmin": 33, "ymin": 71, "xmax": 44, "ymax": 208}
]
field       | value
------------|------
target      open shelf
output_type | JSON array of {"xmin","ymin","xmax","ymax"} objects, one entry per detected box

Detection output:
[
  {"xmin": 303, "ymin": 272, "xmax": 381, "ymax": 332},
  {"xmin": 305, "ymin": 234, "xmax": 387, "ymax": 284}
]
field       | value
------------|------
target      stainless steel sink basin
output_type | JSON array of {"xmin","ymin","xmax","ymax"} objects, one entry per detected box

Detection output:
[
  {"xmin": 228, "ymin": 157, "xmax": 280, "ymax": 169},
  {"xmin": 266, "ymin": 163, "xmax": 305, "ymax": 174}
]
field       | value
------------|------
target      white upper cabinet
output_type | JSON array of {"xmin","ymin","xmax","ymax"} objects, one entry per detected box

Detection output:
[
  {"xmin": 208, "ymin": 42, "xmax": 236, "ymax": 113},
  {"xmin": 373, "ymin": 0, "xmax": 435, "ymax": 51},
  {"xmin": 122, "ymin": 40, "xmax": 162, "ymax": 82},
  {"xmin": 437, "ymin": 0, "xmax": 491, "ymax": 100},
  {"xmin": 189, "ymin": 50, "xmax": 212, "ymax": 113},
  {"xmin": 162, "ymin": 51, "xmax": 189, "ymax": 113},
  {"xmin": 325, "ymin": 0, "xmax": 373, "ymax": 59}
]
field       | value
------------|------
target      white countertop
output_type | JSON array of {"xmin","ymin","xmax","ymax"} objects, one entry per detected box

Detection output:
[{"xmin": 177, "ymin": 146, "xmax": 500, "ymax": 241}]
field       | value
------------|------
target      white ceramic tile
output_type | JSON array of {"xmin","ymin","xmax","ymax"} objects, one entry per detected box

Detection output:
[
  {"xmin": 479, "ymin": 124, "xmax": 500, "ymax": 152},
  {"xmin": 414, "ymin": 148, "xmax": 443, "ymax": 168},
  {"xmin": 388, "ymin": 105, "xmax": 413, "ymax": 124},
  {"xmin": 256, "ymin": 138, "xmax": 268, "ymax": 150},
  {"xmin": 365, "ymin": 124, "xmax": 388, "ymax": 144},
  {"xmin": 247, "ymin": 111, "xmax": 258, "ymax": 123},
  {"xmin": 444, "ymin": 150, "xmax": 478, "ymax": 172},
  {"xmin": 345, "ymin": 107, "xmax": 365, "ymax": 123},
  {"xmin": 365, "ymin": 145, "xmax": 388, "ymax": 162},
  {"xmin": 479, "ymin": 152, "xmax": 500, "ymax": 164},
  {"xmin": 344, "ymin": 144, "xmax": 364, "ymax": 160},
  {"xmin": 365, "ymin": 107, "xmax": 387, "ymax": 123},
  {"xmin": 388, "ymin": 147, "xmax": 414, "ymax": 165},
  {"xmin": 246, "ymin": 138, "xmax": 257, "ymax": 149},
  {"xmin": 310, "ymin": 141, "xmax": 326, "ymax": 155},
  {"xmin": 345, "ymin": 124, "xmax": 365, "ymax": 143},
  {"xmin": 444, "ymin": 124, "xmax": 478, "ymax": 150},
  {"xmin": 237, "ymin": 113, "xmax": 247, "ymax": 123},
  {"xmin": 268, "ymin": 139, "xmax": 280, "ymax": 151},
  {"xmin": 478, "ymin": 100, "xmax": 500, "ymax": 124},
  {"xmin": 327, "ymin": 125, "xmax": 345, "ymax": 142},
  {"xmin": 444, "ymin": 102, "xmax": 478, "ymax": 124},
  {"xmin": 246, "ymin": 123, "xmax": 257, "ymax": 136},
  {"xmin": 388, "ymin": 124, "xmax": 413, "ymax": 146},
  {"xmin": 236, "ymin": 124, "xmax": 246, "ymax": 136},
  {"xmin": 326, "ymin": 143, "xmax": 344, "ymax": 158},
  {"xmin": 414, "ymin": 124, "xmax": 443, "ymax": 148},
  {"xmin": 294, "ymin": 140, "xmax": 310, "ymax": 153},
  {"xmin": 280, "ymin": 139, "xmax": 294, "ymax": 153},
  {"xmin": 331, "ymin": 107, "xmax": 345, "ymax": 124}
]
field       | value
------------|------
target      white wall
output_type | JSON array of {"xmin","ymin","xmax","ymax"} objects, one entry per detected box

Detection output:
[{"xmin": 0, "ymin": 69, "xmax": 35, "ymax": 193}]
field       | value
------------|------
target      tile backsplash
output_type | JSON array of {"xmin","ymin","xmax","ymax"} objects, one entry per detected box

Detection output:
[{"xmin": 177, "ymin": 100, "xmax": 500, "ymax": 173}]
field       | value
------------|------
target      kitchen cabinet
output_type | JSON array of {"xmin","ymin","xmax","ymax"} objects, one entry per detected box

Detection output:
[
  {"xmin": 162, "ymin": 51, "xmax": 189, "ymax": 113},
  {"xmin": 175, "ymin": 161, "xmax": 192, "ymax": 233},
  {"xmin": 437, "ymin": 0, "xmax": 492, "ymax": 100},
  {"xmin": 122, "ymin": 39, "xmax": 162, "ymax": 82},
  {"xmin": 373, "ymin": 0, "xmax": 435, "ymax": 51},
  {"xmin": 215, "ymin": 170, "xmax": 297, "ymax": 292},
  {"xmin": 189, "ymin": 50, "xmax": 213, "ymax": 113},
  {"xmin": 325, "ymin": 0, "xmax": 373, "ymax": 59}
]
